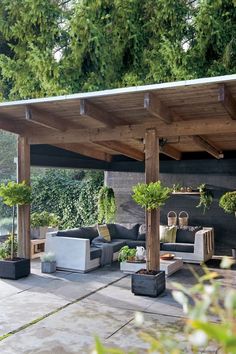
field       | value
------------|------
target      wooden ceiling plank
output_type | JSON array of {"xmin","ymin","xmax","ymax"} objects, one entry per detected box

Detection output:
[
  {"xmin": 144, "ymin": 92, "xmax": 172, "ymax": 124},
  {"xmin": 26, "ymin": 106, "xmax": 68, "ymax": 131},
  {"xmin": 192, "ymin": 135, "xmax": 224, "ymax": 159},
  {"xmin": 80, "ymin": 99, "xmax": 128, "ymax": 128},
  {"xmin": 52, "ymin": 143, "xmax": 112, "ymax": 162},
  {"xmin": 95, "ymin": 140, "xmax": 144, "ymax": 161},
  {"xmin": 0, "ymin": 117, "xmax": 22, "ymax": 134},
  {"xmin": 29, "ymin": 117, "xmax": 236, "ymax": 145},
  {"xmin": 160, "ymin": 144, "xmax": 181, "ymax": 160},
  {"xmin": 218, "ymin": 84, "xmax": 236, "ymax": 120}
]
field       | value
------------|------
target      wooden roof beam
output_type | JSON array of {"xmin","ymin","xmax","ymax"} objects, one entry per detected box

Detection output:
[
  {"xmin": 144, "ymin": 92, "xmax": 172, "ymax": 124},
  {"xmin": 29, "ymin": 117, "xmax": 236, "ymax": 145},
  {"xmin": 160, "ymin": 144, "xmax": 181, "ymax": 160},
  {"xmin": 218, "ymin": 84, "xmax": 236, "ymax": 120},
  {"xmin": 80, "ymin": 99, "xmax": 128, "ymax": 128},
  {"xmin": 94, "ymin": 140, "xmax": 144, "ymax": 161},
  {"xmin": 0, "ymin": 117, "xmax": 22, "ymax": 134},
  {"xmin": 26, "ymin": 106, "xmax": 68, "ymax": 131},
  {"xmin": 192, "ymin": 135, "xmax": 224, "ymax": 159},
  {"xmin": 51, "ymin": 143, "xmax": 112, "ymax": 162}
]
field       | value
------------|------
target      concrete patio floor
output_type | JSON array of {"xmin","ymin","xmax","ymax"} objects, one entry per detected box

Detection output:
[{"xmin": 0, "ymin": 259, "xmax": 234, "ymax": 354}]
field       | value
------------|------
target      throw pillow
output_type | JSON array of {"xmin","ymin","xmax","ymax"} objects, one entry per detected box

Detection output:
[
  {"xmin": 97, "ymin": 224, "xmax": 111, "ymax": 242},
  {"xmin": 160, "ymin": 225, "xmax": 177, "ymax": 243}
]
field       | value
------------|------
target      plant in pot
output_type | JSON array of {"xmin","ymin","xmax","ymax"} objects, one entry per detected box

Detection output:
[
  {"xmin": 41, "ymin": 252, "xmax": 56, "ymax": 273},
  {"xmin": 31, "ymin": 211, "xmax": 59, "ymax": 239},
  {"xmin": 131, "ymin": 181, "xmax": 172, "ymax": 297},
  {"xmin": 0, "ymin": 181, "xmax": 31, "ymax": 280},
  {"xmin": 118, "ymin": 246, "xmax": 137, "ymax": 262},
  {"xmin": 97, "ymin": 186, "xmax": 116, "ymax": 223},
  {"xmin": 196, "ymin": 183, "xmax": 213, "ymax": 214},
  {"xmin": 219, "ymin": 191, "xmax": 236, "ymax": 258}
]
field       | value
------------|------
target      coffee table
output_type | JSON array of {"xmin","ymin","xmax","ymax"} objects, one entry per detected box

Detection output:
[{"xmin": 120, "ymin": 257, "xmax": 183, "ymax": 277}]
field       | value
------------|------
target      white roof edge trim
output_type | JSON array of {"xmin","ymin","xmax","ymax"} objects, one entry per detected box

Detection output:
[{"xmin": 0, "ymin": 74, "xmax": 236, "ymax": 108}]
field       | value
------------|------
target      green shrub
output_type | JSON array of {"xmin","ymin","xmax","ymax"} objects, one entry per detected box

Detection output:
[
  {"xmin": 31, "ymin": 211, "xmax": 60, "ymax": 228},
  {"xmin": 31, "ymin": 169, "xmax": 103, "ymax": 229},
  {"xmin": 0, "ymin": 235, "xmax": 17, "ymax": 259},
  {"xmin": 98, "ymin": 186, "xmax": 116, "ymax": 223},
  {"xmin": 219, "ymin": 191, "xmax": 236, "ymax": 214}
]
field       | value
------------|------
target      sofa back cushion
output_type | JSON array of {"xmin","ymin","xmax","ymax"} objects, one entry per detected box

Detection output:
[
  {"xmin": 138, "ymin": 224, "xmax": 146, "ymax": 241},
  {"xmin": 97, "ymin": 224, "xmax": 111, "ymax": 242},
  {"xmin": 160, "ymin": 225, "xmax": 177, "ymax": 243},
  {"xmin": 56, "ymin": 226, "xmax": 98, "ymax": 242},
  {"xmin": 107, "ymin": 223, "xmax": 140, "ymax": 240},
  {"xmin": 176, "ymin": 226, "xmax": 202, "ymax": 244}
]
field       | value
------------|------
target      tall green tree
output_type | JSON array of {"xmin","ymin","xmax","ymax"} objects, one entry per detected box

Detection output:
[{"xmin": 0, "ymin": 0, "xmax": 235, "ymax": 100}]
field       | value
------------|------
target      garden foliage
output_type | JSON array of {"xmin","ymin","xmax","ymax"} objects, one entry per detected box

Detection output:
[{"xmin": 0, "ymin": 0, "xmax": 235, "ymax": 100}]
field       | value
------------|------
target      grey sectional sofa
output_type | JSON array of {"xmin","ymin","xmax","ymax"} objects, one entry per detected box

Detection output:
[{"xmin": 45, "ymin": 223, "xmax": 214, "ymax": 272}]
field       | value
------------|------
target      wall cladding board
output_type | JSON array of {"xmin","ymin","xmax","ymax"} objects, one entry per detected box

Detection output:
[{"xmin": 105, "ymin": 159, "xmax": 236, "ymax": 256}]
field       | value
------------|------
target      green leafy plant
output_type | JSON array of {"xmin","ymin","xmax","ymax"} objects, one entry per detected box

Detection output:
[
  {"xmin": 0, "ymin": 181, "xmax": 31, "ymax": 259},
  {"xmin": 98, "ymin": 186, "xmax": 116, "ymax": 224},
  {"xmin": 0, "ymin": 235, "xmax": 17, "ymax": 260},
  {"xmin": 40, "ymin": 252, "xmax": 56, "ymax": 263},
  {"xmin": 31, "ymin": 211, "xmax": 60, "ymax": 228},
  {"xmin": 94, "ymin": 257, "xmax": 236, "ymax": 354},
  {"xmin": 196, "ymin": 183, "xmax": 213, "ymax": 214},
  {"xmin": 132, "ymin": 181, "xmax": 171, "ymax": 211},
  {"xmin": 219, "ymin": 191, "xmax": 236, "ymax": 215},
  {"xmin": 118, "ymin": 246, "xmax": 136, "ymax": 262}
]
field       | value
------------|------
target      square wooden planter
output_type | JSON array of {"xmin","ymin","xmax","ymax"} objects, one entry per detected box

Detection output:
[
  {"xmin": 0, "ymin": 258, "xmax": 30, "ymax": 280},
  {"xmin": 131, "ymin": 270, "xmax": 165, "ymax": 297}
]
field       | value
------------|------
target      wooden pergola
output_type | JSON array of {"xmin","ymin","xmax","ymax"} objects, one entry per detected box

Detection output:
[{"xmin": 1, "ymin": 74, "xmax": 236, "ymax": 268}]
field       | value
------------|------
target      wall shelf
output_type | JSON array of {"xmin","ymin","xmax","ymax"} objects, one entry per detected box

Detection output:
[{"xmin": 172, "ymin": 192, "xmax": 200, "ymax": 195}]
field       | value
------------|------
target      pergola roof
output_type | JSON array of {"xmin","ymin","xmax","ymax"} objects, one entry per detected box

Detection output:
[{"xmin": 1, "ymin": 74, "xmax": 236, "ymax": 169}]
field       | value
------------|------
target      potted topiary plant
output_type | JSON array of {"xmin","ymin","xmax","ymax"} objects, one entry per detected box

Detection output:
[
  {"xmin": 219, "ymin": 191, "xmax": 236, "ymax": 217},
  {"xmin": 219, "ymin": 191, "xmax": 236, "ymax": 258},
  {"xmin": 0, "ymin": 181, "xmax": 31, "ymax": 279},
  {"xmin": 131, "ymin": 181, "xmax": 172, "ymax": 297},
  {"xmin": 41, "ymin": 252, "xmax": 56, "ymax": 273},
  {"xmin": 31, "ymin": 211, "xmax": 59, "ymax": 239}
]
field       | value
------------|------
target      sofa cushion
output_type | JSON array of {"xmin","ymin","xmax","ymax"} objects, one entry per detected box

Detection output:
[
  {"xmin": 160, "ymin": 225, "xmax": 177, "ymax": 243},
  {"xmin": 56, "ymin": 226, "xmax": 98, "ymax": 242},
  {"xmin": 90, "ymin": 247, "xmax": 102, "ymax": 260},
  {"xmin": 161, "ymin": 243, "xmax": 194, "ymax": 253},
  {"xmin": 125, "ymin": 240, "xmax": 146, "ymax": 248},
  {"xmin": 107, "ymin": 223, "xmax": 140, "ymax": 240},
  {"xmin": 110, "ymin": 240, "xmax": 127, "ymax": 253},
  {"xmin": 97, "ymin": 224, "xmax": 111, "ymax": 241},
  {"xmin": 176, "ymin": 226, "xmax": 202, "ymax": 244},
  {"xmin": 138, "ymin": 224, "xmax": 146, "ymax": 241}
]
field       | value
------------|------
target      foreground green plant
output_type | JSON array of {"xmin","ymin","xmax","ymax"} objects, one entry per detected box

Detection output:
[
  {"xmin": 118, "ymin": 246, "xmax": 136, "ymax": 262},
  {"xmin": 94, "ymin": 257, "xmax": 236, "ymax": 354},
  {"xmin": 0, "ymin": 235, "xmax": 17, "ymax": 260}
]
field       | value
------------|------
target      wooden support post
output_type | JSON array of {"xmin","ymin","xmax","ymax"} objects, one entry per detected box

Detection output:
[
  {"xmin": 17, "ymin": 136, "xmax": 30, "ymax": 259},
  {"xmin": 145, "ymin": 128, "xmax": 160, "ymax": 272}
]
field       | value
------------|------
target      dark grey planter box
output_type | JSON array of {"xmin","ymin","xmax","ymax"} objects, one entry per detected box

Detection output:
[
  {"xmin": 0, "ymin": 258, "xmax": 30, "ymax": 280},
  {"xmin": 131, "ymin": 270, "xmax": 165, "ymax": 297},
  {"xmin": 41, "ymin": 261, "xmax": 56, "ymax": 273}
]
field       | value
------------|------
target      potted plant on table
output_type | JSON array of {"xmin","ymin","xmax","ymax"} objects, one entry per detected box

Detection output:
[
  {"xmin": 31, "ymin": 211, "xmax": 59, "ymax": 239},
  {"xmin": 0, "ymin": 181, "xmax": 31, "ymax": 280},
  {"xmin": 131, "ymin": 181, "xmax": 171, "ymax": 297},
  {"xmin": 41, "ymin": 252, "xmax": 56, "ymax": 273}
]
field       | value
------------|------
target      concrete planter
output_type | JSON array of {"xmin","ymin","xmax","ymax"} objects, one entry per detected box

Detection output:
[
  {"xmin": 0, "ymin": 258, "xmax": 30, "ymax": 280},
  {"xmin": 31, "ymin": 227, "xmax": 58, "ymax": 239},
  {"xmin": 131, "ymin": 270, "xmax": 165, "ymax": 297},
  {"xmin": 41, "ymin": 261, "xmax": 56, "ymax": 273}
]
